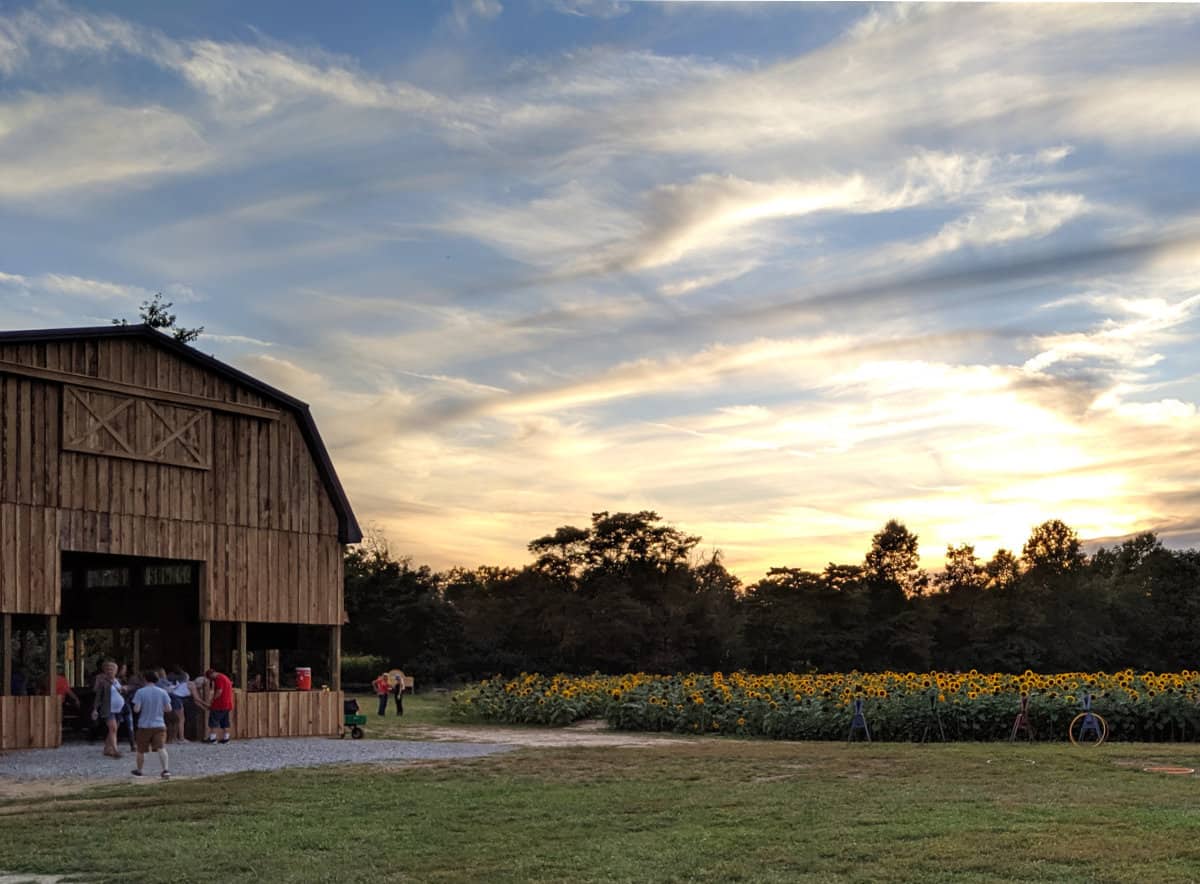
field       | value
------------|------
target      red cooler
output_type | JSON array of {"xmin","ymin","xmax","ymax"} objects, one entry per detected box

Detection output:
[{"xmin": 296, "ymin": 667, "xmax": 312, "ymax": 691}]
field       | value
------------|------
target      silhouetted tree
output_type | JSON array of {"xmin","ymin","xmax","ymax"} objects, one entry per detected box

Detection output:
[
  {"xmin": 341, "ymin": 516, "xmax": 1200, "ymax": 678},
  {"xmin": 113, "ymin": 292, "xmax": 204, "ymax": 343}
]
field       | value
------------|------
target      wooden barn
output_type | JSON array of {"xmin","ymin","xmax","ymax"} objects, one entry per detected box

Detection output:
[{"xmin": 0, "ymin": 324, "xmax": 361, "ymax": 749}]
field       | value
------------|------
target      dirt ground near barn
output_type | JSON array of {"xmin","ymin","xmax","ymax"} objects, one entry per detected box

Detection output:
[{"xmin": 404, "ymin": 718, "xmax": 692, "ymax": 748}]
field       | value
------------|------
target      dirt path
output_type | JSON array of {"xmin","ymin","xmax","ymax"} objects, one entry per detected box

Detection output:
[
  {"xmin": 0, "ymin": 779, "xmax": 97, "ymax": 802},
  {"xmin": 0, "ymin": 724, "xmax": 685, "ymax": 799},
  {"xmin": 403, "ymin": 719, "xmax": 693, "ymax": 748}
]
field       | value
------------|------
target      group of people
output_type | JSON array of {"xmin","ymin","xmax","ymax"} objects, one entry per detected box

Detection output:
[
  {"xmin": 89, "ymin": 661, "xmax": 236, "ymax": 778},
  {"xmin": 372, "ymin": 670, "xmax": 408, "ymax": 716}
]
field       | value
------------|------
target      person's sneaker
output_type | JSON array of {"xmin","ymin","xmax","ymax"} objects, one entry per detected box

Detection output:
[
  {"xmin": 161, "ymin": 771, "xmax": 171, "ymax": 780},
  {"xmin": 219, "ymin": 738, "xmax": 230, "ymax": 744},
  {"xmin": 204, "ymin": 737, "xmax": 217, "ymax": 744},
  {"xmin": 131, "ymin": 770, "xmax": 144, "ymax": 777}
]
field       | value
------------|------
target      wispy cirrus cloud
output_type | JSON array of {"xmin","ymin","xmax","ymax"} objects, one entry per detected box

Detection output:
[
  {"xmin": 0, "ymin": 93, "xmax": 210, "ymax": 198},
  {"xmin": 0, "ymin": 268, "xmax": 151, "ymax": 301}
]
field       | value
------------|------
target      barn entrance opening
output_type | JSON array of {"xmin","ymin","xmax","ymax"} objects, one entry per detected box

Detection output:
[{"xmin": 58, "ymin": 551, "xmax": 201, "ymax": 739}]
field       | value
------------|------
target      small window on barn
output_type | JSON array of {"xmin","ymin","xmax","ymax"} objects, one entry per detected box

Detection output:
[
  {"xmin": 144, "ymin": 564, "xmax": 194, "ymax": 586},
  {"xmin": 86, "ymin": 568, "xmax": 130, "ymax": 589},
  {"xmin": 61, "ymin": 570, "xmax": 74, "ymax": 592}
]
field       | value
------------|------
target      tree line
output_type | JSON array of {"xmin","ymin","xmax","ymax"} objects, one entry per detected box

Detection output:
[{"xmin": 343, "ymin": 512, "xmax": 1200, "ymax": 681}]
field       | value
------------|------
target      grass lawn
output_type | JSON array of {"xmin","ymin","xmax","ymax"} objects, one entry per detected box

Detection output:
[
  {"xmin": 2, "ymin": 730, "xmax": 1200, "ymax": 882},
  {"xmin": 348, "ymin": 690, "xmax": 463, "ymax": 735}
]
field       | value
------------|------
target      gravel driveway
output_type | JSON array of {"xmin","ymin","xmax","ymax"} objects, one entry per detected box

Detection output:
[{"xmin": 0, "ymin": 737, "xmax": 512, "ymax": 783}]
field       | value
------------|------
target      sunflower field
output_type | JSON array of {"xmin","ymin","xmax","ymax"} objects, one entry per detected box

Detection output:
[{"xmin": 451, "ymin": 670, "xmax": 1200, "ymax": 741}]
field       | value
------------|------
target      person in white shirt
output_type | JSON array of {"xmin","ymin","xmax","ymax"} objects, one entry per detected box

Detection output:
[{"xmin": 166, "ymin": 666, "xmax": 192, "ymax": 743}]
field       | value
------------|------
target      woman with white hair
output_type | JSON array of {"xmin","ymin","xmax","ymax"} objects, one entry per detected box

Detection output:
[{"xmin": 90, "ymin": 660, "xmax": 124, "ymax": 758}]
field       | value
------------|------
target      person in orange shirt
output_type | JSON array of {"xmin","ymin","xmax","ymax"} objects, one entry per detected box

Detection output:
[{"xmin": 372, "ymin": 672, "xmax": 391, "ymax": 717}]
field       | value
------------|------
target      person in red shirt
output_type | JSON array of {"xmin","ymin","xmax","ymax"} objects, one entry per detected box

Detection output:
[
  {"xmin": 204, "ymin": 669, "xmax": 235, "ymax": 743},
  {"xmin": 55, "ymin": 671, "xmax": 80, "ymax": 709},
  {"xmin": 372, "ymin": 672, "xmax": 391, "ymax": 717}
]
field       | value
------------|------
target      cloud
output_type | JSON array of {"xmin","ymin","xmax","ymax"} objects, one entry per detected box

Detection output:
[
  {"xmin": 0, "ymin": 269, "xmax": 152, "ymax": 302},
  {"xmin": 439, "ymin": 152, "xmax": 1001, "ymax": 282},
  {"xmin": 447, "ymin": 0, "xmax": 503, "ymax": 33},
  {"xmin": 0, "ymin": 93, "xmax": 211, "ymax": 198},
  {"xmin": 175, "ymin": 40, "xmax": 440, "ymax": 121},
  {"xmin": 204, "ymin": 333, "xmax": 275, "ymax": 347},
  {"xmin": 884, "ymin": 192, "xmax": 1090, "ymax": 265},
  {"xmin": 1063, "ymin": 66, "xmax": 1200, "ymax": 146},
  {"xmin": 544, "ymin": 4, "xmax": 1200, "ymax": 164},
  {"xmin": 543, "ymin": 0, "xmax": 629, "ymax": 19},
  {"xmin": 435, "ymin": 143, "xmax": 1101, "ymax": 305},
  {"xmin": 439, "ymin": 180, "xmax": 633, "ymax": 272},
  {"xmin": 1025, "ymin": 293, "xmax": 1200, "ymax": 374}
]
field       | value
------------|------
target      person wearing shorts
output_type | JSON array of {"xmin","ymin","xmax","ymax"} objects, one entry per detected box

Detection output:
[
  {"xmin": 167, "ymin": 667, "xmax": 191, "ymax": 743},
  {"xmin": 91, "ymin": 661, "xmax": 124, "ymax": 758},
  {"xmin": 205, "ymin": 669, "xmax": 234, "ymax": 743},
  {"xmin": 131, "ymin": 671, "xmax": 171, "ymax": 780}
]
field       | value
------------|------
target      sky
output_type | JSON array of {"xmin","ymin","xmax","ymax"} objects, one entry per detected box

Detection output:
[{"xmin": 1, "ymin": 1, "xmax": 1198, "ymax": 580}]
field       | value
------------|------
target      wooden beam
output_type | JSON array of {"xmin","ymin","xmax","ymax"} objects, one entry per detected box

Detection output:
[
  {"xmin": 132, "ymin": 628, "xmax": 140, "ymax": 674},
  {"xmin": 238, "ymin": 621, "xmax": 247, "ymax": 690},
  {"xmin": 200, "ymin": 620, "xmax": 211, "ymax": 673},
  {"xmin": 74, "ymin": 631, "xmax": 85, "ymax": 686},
  {"xmin": 0, "ymin": 359, "xmax": 280, "ymax": 421},
  {"xmin": 1, "ymin": 614, "xmax": 10, "ymax": 697},
  {"xmin": 64, "ymin": 629, "xmax": 74, "ymax": 687},
  {"xmin": 46, "ymin": 615, "xmax": 57, "ymax": 697},
  {"xmin": 330, "ymin": 625, "xmax": 341, "ymax": 692}
]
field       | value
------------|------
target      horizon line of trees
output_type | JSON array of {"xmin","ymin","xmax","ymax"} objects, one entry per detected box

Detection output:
[{"xmin": 344, "ymin": 512, "xmax": 1200, "ymax": 681}]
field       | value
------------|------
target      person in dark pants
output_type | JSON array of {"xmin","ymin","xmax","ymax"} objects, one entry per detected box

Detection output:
[
  {"xmin": 392, "ymin": 671, "xmax": 406, "ymax": 716},
  {"xmin": 372, "ymin": 672, "xmax": 391, "ymax": 717}
]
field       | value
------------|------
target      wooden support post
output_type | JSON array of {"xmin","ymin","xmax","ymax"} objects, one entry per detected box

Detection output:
[
  {"xmin": 330, "ymin": 625, "xmax": 341, "ymax": 692},
  {"xmin": 47, "ymin": 616, "xmax": 57, "ymax": 697},
  {"xmin": 1, "ymin": 614, "xmax": 10, "ymax": 696},
  {"xmin": 265, "ymin": 649, "xmax": 279, "ymax": 690},
  {"xmin": 132, "ymin": 628, "xmax": 141, "ymax": 675},
  {"xmin": 64, "ymin": 629, "xmax": 74, "ymax": 687},
  {"xmin": 200, "ymin": 620, "xmax": 211, "ymax": 673},
  {"xmin": 238, "ymin": 622, "xmax": 247, "ymax": 690},
  {"xmin": 74, "ymin": 631, "xmax": 85, "ymax": 686}
]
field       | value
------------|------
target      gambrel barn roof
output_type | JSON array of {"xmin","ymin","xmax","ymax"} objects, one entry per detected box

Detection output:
[{"xmin": 0, "ymin": 324, "xmax": 362, "ymax": 544}]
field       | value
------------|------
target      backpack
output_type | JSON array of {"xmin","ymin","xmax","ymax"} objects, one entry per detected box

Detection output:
[{"xmin": 109, "ymin": 682, "xmax": 125, "ymax": 715}]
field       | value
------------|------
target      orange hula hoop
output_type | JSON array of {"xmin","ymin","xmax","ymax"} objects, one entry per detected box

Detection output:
[{"xmin": 1068, "ymin": 711, "xmax": 1108, "ymax": 746}]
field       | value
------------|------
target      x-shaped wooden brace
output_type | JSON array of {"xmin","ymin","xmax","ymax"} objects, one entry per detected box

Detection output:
[
  {"xmin": 68, "ymin": 389, "xmax": 135, "ymax": 455},
  {"xmin": 144, "ymin": 400, "xmax": 207, "ymax": 465}
]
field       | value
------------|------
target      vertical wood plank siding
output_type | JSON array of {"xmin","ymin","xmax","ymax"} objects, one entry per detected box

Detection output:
[
  {"xmin": 232, "ymin": 690, "xmax": 342, "ymax": 739},
  {"xmin": 0, "ymin": 696, "xmax": 61, "ymax": 750}
]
